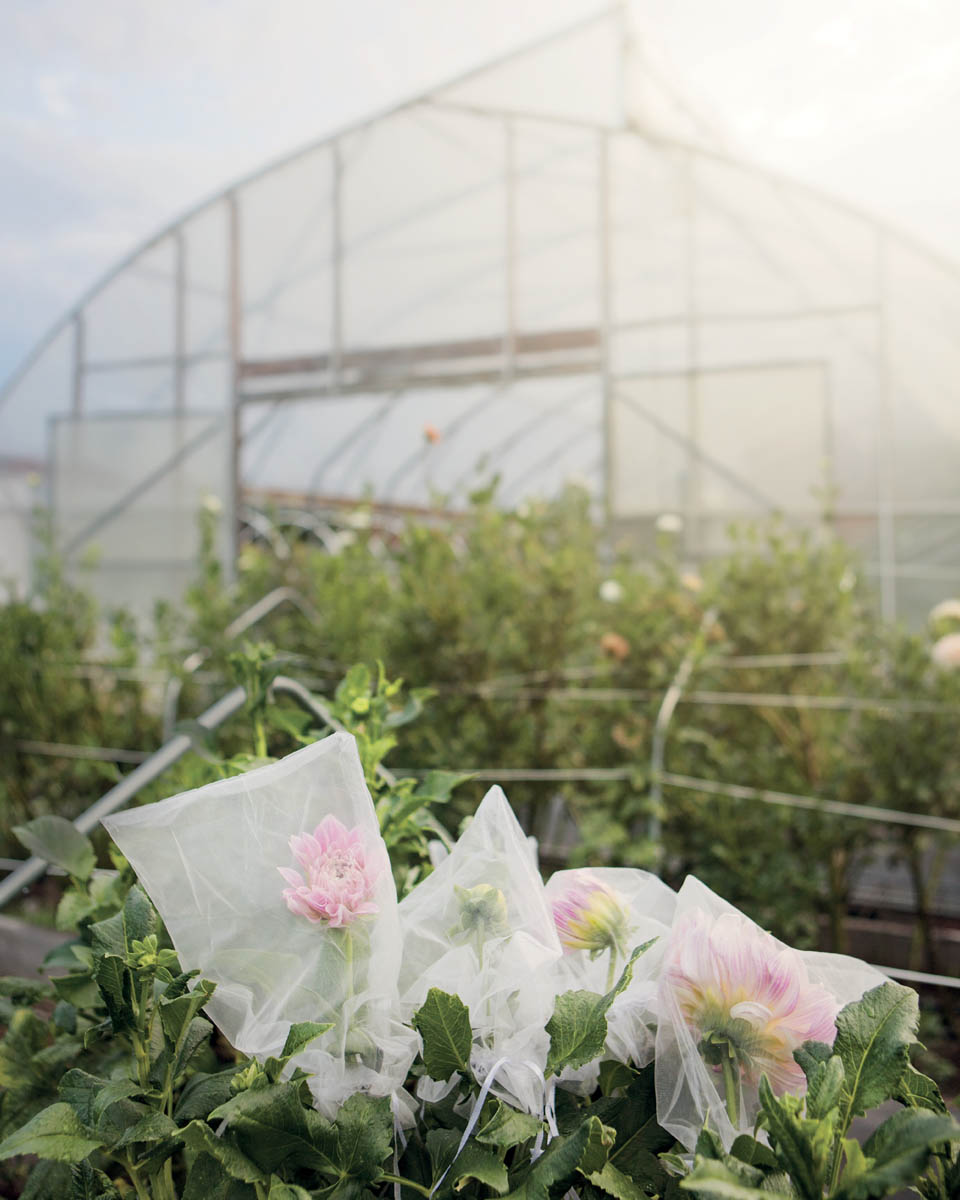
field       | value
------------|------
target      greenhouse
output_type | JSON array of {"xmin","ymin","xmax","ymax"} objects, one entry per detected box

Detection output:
[{"xmin": 2, "ymin": 5, "xmax": 960, "ymax": 620}]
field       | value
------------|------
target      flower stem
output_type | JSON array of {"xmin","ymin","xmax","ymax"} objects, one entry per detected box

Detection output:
[
  {"xmin": 381, "ymin": 1173, "xmax": 433, "ymax": 1197},
  {"xmin": 720, "ymin": 1051, "xmax": 741, "ymax": 1128},
  {"xmin": 605, "ymin": 945, "xmax": 618, "ymax": 993}
]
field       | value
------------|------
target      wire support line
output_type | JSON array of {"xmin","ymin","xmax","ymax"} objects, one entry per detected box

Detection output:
[
  {"xmin": 393, "ymin": 765, "xmax": 633, "ymax": 782},
  {"xmin": 876, "ymin": 965, "xmax": 960, "ymax": 990},
  {"xmin": 14, "ymin": 740, "xmax": 150, "ymax": 765},
  {"xmin": 658, "ymin": 771, "xmax": 960, "ymax": 835}
]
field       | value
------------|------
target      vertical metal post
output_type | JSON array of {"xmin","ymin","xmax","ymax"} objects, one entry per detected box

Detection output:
[
  {"xmin": 174, "ymin": 228, "xmax": 186, "ymax": 414},
  {"xmin": 682, "ymin": 149, "xmax": 700, "ymax": 557},
  {"xmin": 227, "ymin": 192, "xmax": 242, "ymax": 567},
  {"xmin": 598, "ymin": 130, "xmax": 614, "ymax": 525},
  {"xmin": 504, "ymin": 117, "xmax": 517, "ymax": 381},
  {"xmin": 331, "ymin": 139, "xmax": 343, "ymax": 393},
  {"xmin": 71, "ymin": 313, "xmax": 85, "ymax": 415},
  {"xmin": 876, "ymin": 231, "xmax": 896, "ymax": 621}
]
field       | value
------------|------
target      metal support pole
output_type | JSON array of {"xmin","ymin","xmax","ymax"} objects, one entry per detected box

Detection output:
[
  {"xmin": 875, "ymin": 231, "xmax": 897, "ymax": 621},
  {"xmin": 174, "ymin": 228, "xmax": 186, "ymax": 414},
  {"xmin": 598, "ymin": 130, "xmax": 614, "ymax": 523},
  {"xmin": 504, "ymin": 117, "xmax": 516, "ymax": 381},
  {"xmin": 71, "ymin": 313, "xmax": 85, "ymax": 415},
  {"xmin": 331, "ymin": 139, "xmax": 343, "ymax": 393},
  {"xmin": 0, "ymin": 687, "xmax": 247, "ymax": 909},
  {"xmin": 682, "ymin": 149, "xmax": 700, "ymax": 556},
  {"xmin": 227, "ymin": 192, "xmax": 243, "ymax": 568},
  {"xmin": 648, "ymin": 607, "xmax": 719, "ymax": 868}
]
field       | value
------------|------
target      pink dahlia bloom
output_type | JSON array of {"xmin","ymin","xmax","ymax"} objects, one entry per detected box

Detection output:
[
  {"xmin": 279, "ymin": 815, "xmax": 380, "ymax": 927},
  {"xmin": 552, "ymin": 871, "xmax": 630, "ymax": 957},
  {"xmin": 662, "ymin": 909, "xmax": 838, "ymax": 1094}
]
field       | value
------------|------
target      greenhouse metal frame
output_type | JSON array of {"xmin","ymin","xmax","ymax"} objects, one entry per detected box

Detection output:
[{"xmin": 3, "ymin": 4, "xmax": 960, "ymax": 619}]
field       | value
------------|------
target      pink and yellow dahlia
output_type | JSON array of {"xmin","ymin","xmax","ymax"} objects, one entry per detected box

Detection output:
[
  {"xmin": 552, "ymin": 871, "xmax": 630, "ymax": 958},
  {"xmin": 279, "ymin": 815, "xmax": 380, "ymax": 927},
  {"xmin": 661, "ymin": 909, "xmax": 838, "ymax": 1096}
]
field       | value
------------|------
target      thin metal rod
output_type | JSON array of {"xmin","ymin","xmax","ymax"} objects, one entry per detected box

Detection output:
[
  {"xmin": 649, "ymin": 609, "xmax": 719, "ymax": 854},
  {"xmin": 658, "ymin": 771, "xmax": 960, "ymax": 835},
  {"xmin": 877, "ymin": 965, "xmax": 960, "ymax": 990},
  {"xmin": 71, "ymin": 314, "xmax": 84, "ymax": 415},
  {"xmin": 0, "ymin": 687, "xmax": 247, "ymax": 909},
  {"xmin": 14, "ymin": 740, "xmax": 149, "ymax": 765},
  {"xmin": 174, "ymin": 229, "xmax": 186, "ymax": 412}
]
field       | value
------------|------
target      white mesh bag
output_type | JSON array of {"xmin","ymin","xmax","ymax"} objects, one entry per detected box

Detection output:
[
  {"xmin": 397, "ymin": 786, "xmax": 563, "ymax": 1116},
  {"xmin": 655, "ymin": 875, "xmax": 887, "ymax": 1150},
  {"xmin": 103, "ymin": 731, "xmax": 417, "ymax": 1114},
  {"xmin": 545, "ymin": 867, "xmax": 677, "ymax": 1087}
]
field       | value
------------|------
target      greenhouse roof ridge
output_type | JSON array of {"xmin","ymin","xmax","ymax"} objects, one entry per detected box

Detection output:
[{"xmin": 5, "ymin": 0, "xmax": 960, "ymax": 412}]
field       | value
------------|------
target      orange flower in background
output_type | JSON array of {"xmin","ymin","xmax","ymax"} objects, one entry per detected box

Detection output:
[
  {"xmin": 423, "ymin": 423, "xmax": 442, "ymax": 444},
  {"xmin": 601, "ymin": 631, "xmax": 630, "ymax": 661}
]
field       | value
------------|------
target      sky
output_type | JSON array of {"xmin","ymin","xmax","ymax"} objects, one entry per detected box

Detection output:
[{"xmin": 2, "ymin": 0, "xmax": 960, "ymax": 389}]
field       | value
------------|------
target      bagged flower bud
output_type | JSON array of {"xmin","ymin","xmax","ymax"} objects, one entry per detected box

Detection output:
[
  {"xmin": 103, "ymin": 732, "xmax": 417, "ymax": 1114},
  {"xmin": 655, "ymin": 875, "xmax": 887, "ymax": 1150},
  {"xmin": 398, "ymin": 786, "xmax": 563, "ymax": 1115},
  {"xmin": 546, "ymin": 868, "xmax": 676, "ymax": 1087}
]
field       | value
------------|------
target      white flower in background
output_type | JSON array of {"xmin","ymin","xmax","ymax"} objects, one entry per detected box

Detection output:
[
  {"xmin": 931, "ymin": 633, "xmax": 960, "ymax": 669},
  {"xmin": 656, "ymin": 512, "xmax": 684, "ymax": 534},
  {"xmin": 680, "ymin": 572, "xmax": 703, "ymax": 593},
  {"xmin": 599, "ymin": 579, "xmax": 624, "ymax": 603},
  {"xmin": 347, "ymin": 508, "xmax": 372, "ymax": 530},
  {"xmin": 929, "ymin": 599, "xmax": 960, "ymax": 627},
  {"xmin": 838, "ymin": 567, "xmax": 857, "ymax": 593},
  {"xmin": 201, "ymin": 493, "xmax": 223, "ymax": 515}
]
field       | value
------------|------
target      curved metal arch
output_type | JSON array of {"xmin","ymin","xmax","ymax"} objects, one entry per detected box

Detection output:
[{"xmin": 5, "ymin": 0, "xmax": 960, "ymax": 415}]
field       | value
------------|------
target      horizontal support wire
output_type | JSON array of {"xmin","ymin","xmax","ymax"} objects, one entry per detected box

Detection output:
[{"xmin": 658, "ymin": 771, "xmax": 960, "ymax": 835}]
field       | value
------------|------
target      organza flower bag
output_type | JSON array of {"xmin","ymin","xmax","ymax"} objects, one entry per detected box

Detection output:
[
  {"xmin": 546, "ymin": 867, "xmax": 676, "ymax": 1079},
  {"xmin": 103, "ymin": 732, "xmax": 416, "ymax": 1114},
  {"xmin": 655, "ymin": 875, "xmax": 887, "ymax": 1150},
  {"xmin": 397, "ymin": 786, "xmax": 563, "ymax": 1116}
]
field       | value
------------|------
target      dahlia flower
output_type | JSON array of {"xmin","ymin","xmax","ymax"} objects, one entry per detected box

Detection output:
[
  {"xmin": 932, "ymin": 633, "xmax": 960, "ymax": 669},
  {"xmin": 661, "ymin": 908, "xmax": 838, "ymax": 1118},
  {"xmin": 552, "ymin": 872, "xmax": 631, "ymax": 989},
  {"xmin": 280, "ymin": 814, "xmax": 380, "ymax": 927}
]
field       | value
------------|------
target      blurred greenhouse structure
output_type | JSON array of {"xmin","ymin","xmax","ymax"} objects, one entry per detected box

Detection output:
[{"xmin": 2, "ymin": 5, "xmax": 960, "ymax": 618}]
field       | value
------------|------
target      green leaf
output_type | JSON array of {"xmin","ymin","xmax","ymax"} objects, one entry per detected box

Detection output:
[
  {"xmin": 502, "ymin": 1115, "xmax": 607, "ymax": 1200},
  {"xmin": 69, "ymin": 1160, "xmax": 121, "ymax": 1199},
  {"xmin": 93, "ymin": 955, "xmax": 135, "ymax": 1033},
  {"xmin": 181, "ymin": 1120, "xmax": 269, "ymax": 1184},
  {"xmin": 413, "ymin": 988, "xmax": 473, "ymax": 1081},
  {"xmin": 757, "ymin": 1076, "xmax": 821, "ymax": 1200},
  {"xmin": 587, "ymin": 1161, "xmax": 649, "ymax": 1200},
  {"xmin": 805, "ymin": 1054, "xmax": 844, "ymax": 1119},
  {"xmin": 268, "ymin": 1181, "xmax": 314, "ymax": 1200},
  {"xmin": 334, "ymin": 1093, "xmax": 394, "ymax": 1180},
  {"xmin": 52, "ymin": 972, "xmax": 101, "ymax": 1009},
  {"xmin": 210, "ymin": 1082, "xmax": 336, "ymax": 1175},
  {"xmin": 679, "ymin": 1158, "xmax": 792, "ymax": 1200},
  {"xmin": 280, "ymin": 1020, "xmax": 334, "ymax": 1061},
  {"xmin": 834, "ymin": 1109, "xmax": 960, "ymax": 1200},
  {"xmin": 728, "ymin": 1136, "xmax": 777, "ymax": 1171},
  {"xmin": 175, "ymin": 1065, "xmax": 244, "ymax": 1121},
  {"xmin": 427, "ymin": 1129, "xmax": 509, "ymax": 1196},
  {"xmin": 834, "ymin": 983, "xmax": 919, "ymax": 1125},
  {"xmin": 182, "ymin": 1151, "xmax": 260, "ymax": 1200},
  {"xmin": 597, "ymin": 1060, "xmax": 636, "ymax": 1097},
  {"xmin": 12, "ymin": 816, "xmax": 96, "ymax": 881},
  {"xmin": 59, "ymin": 1069, "xmax": 142, "ymax": 1127},
  {"xmin": 0, "ymin": 1102, "xmax": 104, "ymax": 1164},
  {"xmin": 475, "ymin": 1102, "xmax": 543, "ymax": 1149},
  {"xmin": 171, "ymin": 1016, "xmax": 214, "ymax": 1079},
  {"xmin": 894, "ymin": 1063, "xmax": 947, "ymax": 1114},
  {"xmin": 112, "ymin": 1110, "xmax": 180, "ymax": 1150},
  {"xmin": 545, "ymin": 941, "xmax": 655, "ymax": 1076},
  {"xmin": 21, "ymin": 1161, "xmax": 73, "ymax": 1200}
]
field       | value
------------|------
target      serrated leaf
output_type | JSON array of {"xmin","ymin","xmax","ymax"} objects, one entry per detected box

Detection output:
[
  {"xmin": 834, "ymin": 1109, "xmax": 960, "ymax": 1200},
  {"xmin": 0, "ymin": 1102, "xmax": 104, "ymax": 1163},
  {"xmin": 172, "ymin": 1016, "xmax": 213, "ymax": 1079},
  {"xmin": 210, "ymin": 1082, "xmax": 336, "ymax": 1175},
  {"xmin": 728, "ymin": 1136, "xmax": 777, "ymax": 1171},
  {"xmin": 588, "ymin": 1161, "xmax": 650, "ymax": 1200},
  {"xmin": 59, "ymin": 1069, "xmax": 143, "ymax": 1128},
  {"xmin": 545, "ymin": 941, "xmax": 654, "ymax": 1076},
  {"xmin": 598, "ymin": 1060, "xmax": 636, "ymax": 1096},
  {"xmin": 793, "ymin": 1040, "xmax": 834, "ymax": 1082},
  {"xmin": 181, "ymin": 1120, "xmax": 268, "ymax": 1183},
  {"xmin": 502, "ymin": 1115, "xmax": 605, "ymax": 1200},
  {"xmin": 895, "ymin": 1063, "xmax": 947, "ymax": 1114},
  {"xmin": 757, "ymin": 1076, "xmax": 821, "ymax": 1200},
  {"xmin": 13, "ymin": 816, "xmax": 96, "ymax": 881},
  {"xmin": 834, "ymin": 983, "xmax": 918, "ymax": 1126},
  {"xmin": 268, "ymin": 1181, "xmax": 314, "ymax": 1200},
  {"xmin": 475, "ymin": 1102, "xmax": 543, "ymax": 1149},
  {"xmin": 679, "ymin": 1158, "xmax": 792, "ymax": 1200},
  {"xmin": 281, "ymin": 1020, "xmax": 334, "ymax": 1061},
  {"xmin": 182, "ymin": 1152, "xmax": 259, "ymax": 1199},
  {"xmin": 175, "ymin": 1065, "xmax": 243, "ymax": 1120},
  {"xmin": 805, "ymin": 1054, "xmax": 844, "ymax": 1119},
  {"xmin": 451, "ymin": 1144, "xmax": 509, "ymax": 1194},
  {"xmin": 334, "ymin": 1093, "xmax": 393, "ymax": 1180},
  {"xmin": 112, "ymin": 1111, "xmax": 180, "ymax": 1149},
  {"xmin": 413, "ymin": 988, "xmax": 473, "ymax": 1081},
  {"xmin": 93, "ymin": 955, "xmax": 134, "ymax": 1033},
  {"xmin": 69, "ymin": 1159, "xmax": 121, "ymax": 1199},
  {"xmin": 21, "ymin": 1160, "xmax": 73, "ymax": 1200}
]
